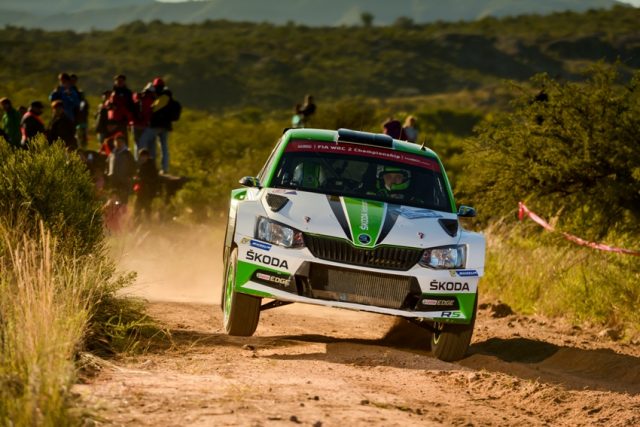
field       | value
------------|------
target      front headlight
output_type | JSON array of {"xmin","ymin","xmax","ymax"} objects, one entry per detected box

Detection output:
[
  {"xmin": 256, "ymin": 217, "xmax": 304, "ymax": 248},
  {"xmin": 420, "ymin": 245, "xmax": 466, "ymax": 269}
]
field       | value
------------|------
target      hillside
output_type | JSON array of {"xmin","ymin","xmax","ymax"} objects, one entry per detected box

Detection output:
[
  {"xmin": 0, "ymin": 0, "xmax": 623, "ymax": 31},
  {"xmin": 0, "ymin": 7, "xmax": 638, "ymax": 111}
]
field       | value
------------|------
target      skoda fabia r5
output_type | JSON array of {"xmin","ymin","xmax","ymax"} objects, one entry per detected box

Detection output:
[{"xmin": 221, "ymin": 128, "xmax": 485, "ymax": 361}]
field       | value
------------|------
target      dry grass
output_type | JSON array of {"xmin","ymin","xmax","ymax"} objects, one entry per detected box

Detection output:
[{"xmin": 0, "ymin": 224, "xmax": 123, "ymax": 425}]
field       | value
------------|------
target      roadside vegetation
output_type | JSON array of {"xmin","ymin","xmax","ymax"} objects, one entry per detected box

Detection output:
[{"xmin": 0, "ymin": 137, "xmax": 146, "ymax": 425}]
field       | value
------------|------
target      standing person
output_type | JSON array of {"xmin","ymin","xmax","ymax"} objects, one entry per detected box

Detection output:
[
  {"xmin": 382, "ymin": 117, "xmax": 403, "ymax": 140},
  {"xmin": 298, "ymin": 94, "xmax": 316, "ymax": 128},
  {"xmin": 70, "ymin": 73, "xmax": 90, "ymax": 149},
  {"xmin": 49, "ymin": 72, "xmax": 80, "ymax": 124},
  {"xmin": 107, "ymin": 74, "xmax": 136, "ymax": 139},
  {"xmin": 134, "ymin": 148, "xmax": 159, "ymax": 221},
  {"xmin": 0, "ymin": 97, "xmax": 22, "ymax": 148},
  {"xmin": 132, "ymin": 83, "xmax": 156, "ymax": 159},
  {"xmin": 402, "ymin": 116, "xmax": 419, "ymax": 143},
  {"xmin": 291, "ymin": 103, "xmax": 303, "ymax": 128},
  {"xmin": 139, "ymin": 77, "xmax": 180, "ymax": 173},
  {"xmin": 20, "ymin": 101, "xmax": 46, "ymax": 148},
  {"xmin": 95, "ymin": 90, "xmax": 112, "ymax": 145},
  {"xmin": 107, "ymin": 133, "xmax": 136, "ymax": 205},
  {"xmin": 48, "ymin": 100, "xmax": 78, "ymax": 150}
]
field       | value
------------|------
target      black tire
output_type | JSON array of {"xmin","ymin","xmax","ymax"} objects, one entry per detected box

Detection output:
[
  {"xmin": 430, "ymin": 298, "xmax": 477, "ymax": 362},
  {"xmin": 222, "ymin": 248, "xmax": 261, "ymax": 336}
]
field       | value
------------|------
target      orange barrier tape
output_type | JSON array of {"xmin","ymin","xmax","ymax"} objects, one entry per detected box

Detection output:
[{"xmin": 517, "ymin": 202, "xmax": 640, "ymax": 257}]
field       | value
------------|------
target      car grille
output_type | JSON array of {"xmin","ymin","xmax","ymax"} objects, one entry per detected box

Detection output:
[
  {"xmin": 308, "ymin": 264, "xmax": 419, "ymax": 310},
  {"xmin": 304, "ymin": 234, "xmax": 422, "ymax": 271}
]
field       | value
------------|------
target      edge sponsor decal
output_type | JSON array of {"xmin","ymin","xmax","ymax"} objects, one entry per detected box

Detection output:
[
  {"xmin": 250, "ymin": 239, "xmax": 272, "ymax": 251},
  {"xmin": 255, "ymin": 272, "xmax": 291, "ymax": 287},
  {"xmin": 422, "ymin": 299, "xmax": 456, "ymax": 307},
  {"xmin": 455, "ymin": 269, "xmax": 478, "ymax": 277},
  {"xmin": 429, "ymin": 280, "xmax": 470, "ymax": 291},
  {"xmin": 246, "ymin": 250, "xmax": 289, "ymax": 270}
]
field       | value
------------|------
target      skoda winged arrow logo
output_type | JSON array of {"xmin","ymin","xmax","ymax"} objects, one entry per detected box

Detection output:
[{"xmin": 358, "ymin": 233, "xmax": 371, "ymax": 245}]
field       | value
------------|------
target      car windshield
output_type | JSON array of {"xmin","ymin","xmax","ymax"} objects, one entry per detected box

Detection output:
[{"xmin": 271, "ymin": 140, "xmax": 452, "ymax": 212}]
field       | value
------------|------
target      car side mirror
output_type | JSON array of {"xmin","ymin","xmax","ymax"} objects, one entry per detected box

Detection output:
[
  {"xmin": 239, "ymin": 176, "xmax": 261, "ymax": 188},
  {"xmin": 457, "ymin": 205, "xmax": 476, "ymax": 218}
]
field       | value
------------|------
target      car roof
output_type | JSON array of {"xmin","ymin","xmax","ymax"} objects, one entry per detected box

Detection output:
[{"xmin": 283, "ymin": 128, "xmax": 441, "ymax": 160}]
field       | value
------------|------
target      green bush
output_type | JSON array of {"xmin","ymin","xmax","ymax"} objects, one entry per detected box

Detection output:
[
  {"xmin": 0, "ymin": 136, "xmax": 103, "ymax": 256},
  {"xmin": 461, "ymin": 65, "xmax": 640, "ymax": 239}
]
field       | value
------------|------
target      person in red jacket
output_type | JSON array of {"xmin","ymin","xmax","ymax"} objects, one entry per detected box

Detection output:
[
  {"xmin": 20, "ymin": 101, "xmax": 46, "ymax": 148},
  {"xmin": 106, "ymin": 74, "xmax": 135, "ymax": 140}
]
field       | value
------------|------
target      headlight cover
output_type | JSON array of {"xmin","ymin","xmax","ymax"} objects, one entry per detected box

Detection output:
[
  {"xmin": 420, "ymin": 245, "xmax": 467, "ymax": 269},
  {"xmin": 256, "ymin": 217, "xmax": 304, "ymax": 248}
]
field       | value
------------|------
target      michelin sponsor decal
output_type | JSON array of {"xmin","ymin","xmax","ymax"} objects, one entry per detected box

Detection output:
[
  {"xmin": 455, "ymin": 269, "xmax": 479, "ymax": 277},
  {"xmin": 250, "ymin": 240, "xmax": 272, "ymax": 251}
]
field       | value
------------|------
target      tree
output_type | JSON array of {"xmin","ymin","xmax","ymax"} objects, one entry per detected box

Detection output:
[
  {"xmin": 460, "ymin": 64, "xmax": 640, "ymax": 239},
  {"xmin": 360, "ymin": 12, "xmax": 374, "ymax": 27}
]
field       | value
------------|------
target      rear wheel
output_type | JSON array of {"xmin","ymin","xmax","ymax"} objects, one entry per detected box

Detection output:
[
  {"xmin": 430, "ymin": 298, "xmax": 477, "ymax": 362},
  {"xmin": 222, "ymin": 248, "xmax": 261, "ymax": 336}
]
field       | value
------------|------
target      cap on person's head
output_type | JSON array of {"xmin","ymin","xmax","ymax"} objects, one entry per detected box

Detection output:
[
  {"xmin": 51, "ymin": 100, "xmax": 64, "ymax": 109},
  {"xmin": 30, "ymin": 101, "xmax": 44, "ymax": 109},
  {"xmin": 58, "ymin": 72, "xmax": 70, "ymax": 81},
  {"xmin": 152, "ymin": 77, "xmax": 165, "ymax": 87},
  {"xmin": 143, "ymin": 82, "xmax": 155, "ymax": 93},
  {"xmin": 138, "ymin": 148, "xmax": 150, "ymax": 157},
  {"xmin": 0, "ymin": 97, "xmax": 10, "ymax": 105},
  {"xmin": 113, "ymin": 132, "xmax": 126, "ymax": 141},
  {"xmin": 114, "ymin": 74, "xmax": 126, "ymax": 81}
]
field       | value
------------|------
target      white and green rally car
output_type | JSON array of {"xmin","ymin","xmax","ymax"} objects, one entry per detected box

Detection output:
[{"xmin": 222, "ymin": 128, "xmax": 485, "ymax": 361}]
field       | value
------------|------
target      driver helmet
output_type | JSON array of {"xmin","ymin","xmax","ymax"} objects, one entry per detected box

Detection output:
[
  {"xmin": 292, "ymin": 161, "xmax": 326, "ymax": 189},
  {"xmin": 377, "ymin": 165, "xmax": 411, "ymax": 192}
]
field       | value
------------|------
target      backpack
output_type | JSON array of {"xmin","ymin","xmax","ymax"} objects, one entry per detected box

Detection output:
[{"xmin": 168, "ymin": 98, "xmax": 182, "ymax": 122}]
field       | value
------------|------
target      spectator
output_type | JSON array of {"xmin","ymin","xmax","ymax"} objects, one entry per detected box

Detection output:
[
  {"xmin": 70, "ymin": 73, "xmax": 90, "ymax": 149},
  {"xmin": 298, "ymin": 95, "xmax": 316, "ymax": 128},
  {"xmin": 18, "ymin": 105, "xmax": 27, "ymax": 118},
  {"xmin": 1, "ymin": 97, "xmax": 22, "ymax": 148},
  {"xmin": 48, "ymin": 100, "xmax": 78, "ymax": 150},
  {"xmin": 132, "ymin": 83, "xmax": 156, "ymax": 159},
  {"xmin": 402, "ymin": 115, "xmax": 419, "ymax": 143},
  {"xmin": 107, "ymin": 132, "xmax": 136, "ymax": 205},
  {"xmin": 291, "ymin": 103, "xmax": 303, "ymax": 128},
  {"xmin": 134, "ymin": 147, "xmax": 159, "ymax": 221},
  {"xmin": 20, "ymin": 101, "xmax": 46, "ymax": 148},
  {"xmin": 382, "ymin": 117, "xmax": 403, "ymax": 139},
  {"xmin": 49, "ymin": 72, "xmax": 81, "ymax": 124},
  {"xmin": 138, "ymin": 77, "xmax": 180, "ymax": 173},
  {"xmin": 99, "ymin": 120, "xmax": 120, "ymax": 156},
  {"xmin": 95, "ymin": 90, "xmax": 112, "ymax": 145},
  {"xmin": 107, "ymin": 74, "xmax": 135, "ymax": 138}
]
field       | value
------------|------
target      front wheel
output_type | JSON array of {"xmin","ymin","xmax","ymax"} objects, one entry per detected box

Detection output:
[
  {"xmin": 430, "ymin": 299, "xmax": 477, "ymax": 362},
  {"xmin": 222, "ymin": 248, "xmax": 261, "ymax": 336}
]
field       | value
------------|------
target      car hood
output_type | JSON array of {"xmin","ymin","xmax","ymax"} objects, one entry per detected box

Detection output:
[{"xmin": 261, "ymin": 189, "xmax": 459, "ymax": 249}]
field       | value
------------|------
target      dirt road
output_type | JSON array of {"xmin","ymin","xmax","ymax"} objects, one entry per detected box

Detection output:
[{"xmin": 77, "ymin": 226, "xmax": 640, "ymax": 426}]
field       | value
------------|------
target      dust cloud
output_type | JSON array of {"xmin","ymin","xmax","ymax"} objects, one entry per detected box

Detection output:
[{"xmin": 109, "ymin": 222, "xmax": 225, "ymax": 304}]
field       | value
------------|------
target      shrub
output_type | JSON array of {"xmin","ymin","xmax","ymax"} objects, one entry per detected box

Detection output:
[
  {"xmin": 0, "ymin": 136, "xmax": 103, "ymax": 256},
  {"xmin": 461, "ymin": 65, "xmax": 640, "ymax": 239}
]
